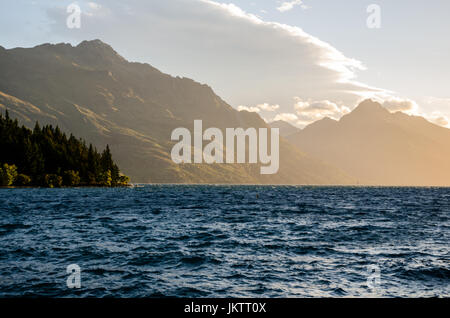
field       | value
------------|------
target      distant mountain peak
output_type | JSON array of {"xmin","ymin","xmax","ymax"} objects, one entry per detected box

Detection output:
[
  {"xmin": 73, "ymin": 39, "xmax": 126, "ymax": 65},
  {"xmin": 303, "ymin": 116, "xmax": 337, "ymax": 132},
  {"xmin": 76, "ymin": 39, "xmax": 121, "ymax": 55},
  {"xmin": 34, "ymin": 40, "xmax": 113, "ymax": 51},
  {"xmin": 339, "ymin": 99, "xmax": 390, "ymax": 123},
  {"xmin": 317, "ymin": 116, "xmax": 336, "ymax": 123},
  {"xmin": 77, "ymin": 39, "xmax": 113, "ymax": 50},
  {"xmin": 353, "ymin": 99, "xmax": 389, "ymax": 114},
  {"xmin": 270, "ymin": 120, "xmax": 296, "ymax": 127},
  {"xmin": 34, "ymin": 42, "xmax": 73, "ymax": 50}
]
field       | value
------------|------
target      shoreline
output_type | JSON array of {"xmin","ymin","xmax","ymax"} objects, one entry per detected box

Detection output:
[
  {"xmin": 2, "ymin": 184, "xmax": 450, "ymax": 189},
  {"xmin": 0, "ymin": 184, "xmax": 133, "ymax": 189}
]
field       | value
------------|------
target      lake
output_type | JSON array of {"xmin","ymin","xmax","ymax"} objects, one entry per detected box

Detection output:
[{"xmin": 0, "ymin": 185, "xmax": 449, "ymax": 297}]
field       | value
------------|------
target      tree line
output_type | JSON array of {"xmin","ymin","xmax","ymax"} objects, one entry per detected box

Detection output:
[{"xmin": 0, "ymin": 110, "xmax": 130, "ymax": 187}]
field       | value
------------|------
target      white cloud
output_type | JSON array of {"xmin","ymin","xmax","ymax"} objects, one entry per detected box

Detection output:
[
  {"xmin": 238, "ymin": 102, "xmax": 279, "ymax": 113},
  {"xmin": 381, "ymin": 97, "xmax": 419, "ymax": 114},
  {"xmin": 425, "ymin": 111, "xmax": 449, "ymax": 128},
  {"xmin": 46, "ymin": 0, "xmax": 384, "ymax": 114},
  {"xmin": 269, "ymin": 98, "xmax": 351, "ymax": 128},
  {"xmin": 418, "ymin": 96, "xmax": 450, "ymax": 128},
  {"xmin": 277, "ymin": 1, "xmax": 308, "ymax": 12},
  {"xmin": 88, "ymin": 2, "xmax": 101, "ymax": 10},
  {"xmin": 237, "ymin": 105, "xmax": 260, "ymax": 113},
  {"xmin": 294, "ymin": 98, "xmax": 350, "ymax": 126},
  {"xmin": 256, "ymin": 103, "xmax": 280, "ymax": 112},
  {"xmin": 423, "ymin": 96, "xmax": 450, "ymax": 106},
  {"xmin": 237, "ymin": 103, "xmax": 280, "ymax": 113}
]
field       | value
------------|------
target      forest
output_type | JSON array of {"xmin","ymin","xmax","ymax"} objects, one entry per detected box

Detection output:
[{"xmin": 0, "ymin": 110, "xmax": 130, "ymax": 187}]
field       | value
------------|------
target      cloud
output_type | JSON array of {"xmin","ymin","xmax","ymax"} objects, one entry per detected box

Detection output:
[
  {"xmin": 46, "ymin": 0, "xmax": 384, "ymax": 114},
  {"xmin": 237, "ymin": 105, "xmax": 260, "ymax": 113},
  {"xmin": 423, "ymin": 96, "xmax": 450, "ymax": 106},
  {"xmin": 417, "ymin": 96, "xmax": 450, "ymax": 128},
  {"xmin": 294, "ymin": 98, "xmax": 350, "ymax": 126},
  {"xmin": 256, "ymin": 103, "xmax": 280, "ymax": 111},
  {"xmin": 381, "ymin": 97, "xmax": 419, "ymax": 113},
  {"xmin": 277, "ymin": 1, "xmax": 308, "ymax": 12},
  {"xmin": 425, "ymin": 111, "xmax": 449, "ymax": 128},
  {"xmin": 87, "ymin": 2, "xmax": 101, "ymax": 10},
  {"xmin": 237, "ymin": 103, "xmax": 279, "ymax": 113},
  {"xmin": 269, "ymin": 98, "xmax": 351, "ymax": 128}
]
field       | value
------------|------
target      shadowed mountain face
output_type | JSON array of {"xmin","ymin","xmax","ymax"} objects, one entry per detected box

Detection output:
[
  {"xmin": 0, "ymin": 40, "xmax": 354, "ymax": 184},
  {"xmin": 288, "ymin": 100, "xmax": 450, "ymax": 186},
  {"xmin": 269, "ymin": 120, "xmax": 300, "ymax": 137}
]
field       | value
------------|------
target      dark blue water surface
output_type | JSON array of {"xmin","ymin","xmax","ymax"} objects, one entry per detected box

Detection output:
[{"xmin": 0, "ymin": 185, "xmax": 449, "ymax": 297}]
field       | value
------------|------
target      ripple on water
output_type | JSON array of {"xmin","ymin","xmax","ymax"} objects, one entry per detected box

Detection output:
[{"xmin": 0, "ymin": 185, "xmax": 449, "ymax": 297}]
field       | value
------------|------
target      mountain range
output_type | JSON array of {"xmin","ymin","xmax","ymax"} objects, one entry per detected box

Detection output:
[
  {"xmin": 287, "ymin": 100, "xmax": 450, "ymax": 186},
  {"xmin": 1, "ymin": 40, "xmax": 449, "ymax": 186},
  {"xmin": 0, "ymin": 40, "xmax": 354, "ymax": 184}
]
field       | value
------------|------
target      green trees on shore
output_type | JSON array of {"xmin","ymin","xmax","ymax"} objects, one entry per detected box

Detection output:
[
  {"xmin": 0, "ymin": 163, "xmax": 18, "ymax": 186},
  {"xmin": 0, "ymin": 110, "xmax": 130, "ymax": 187}
]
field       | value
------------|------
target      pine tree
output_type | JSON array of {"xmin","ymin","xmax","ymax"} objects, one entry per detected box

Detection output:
[{"xmin": 0, "ymin": 110, "xmax": 129, "ymax": 187}]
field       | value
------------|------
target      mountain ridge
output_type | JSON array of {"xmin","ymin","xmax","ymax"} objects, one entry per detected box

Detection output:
[
  {"xmin": 0, "ymin": 40, "xmax": 355, "ymax": 184},
  {"xmin": 269, "ymin": 120, "xmax": 300, "ymax": 137},
  {"xmin": 288, "ymin": 99, "xmax": 450, "ymax": 186}
]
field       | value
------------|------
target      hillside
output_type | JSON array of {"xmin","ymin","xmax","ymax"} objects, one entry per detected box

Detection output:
[
  {"xmin": 288, "ymin": 100, "xmax": 450, "ymax": 186},
  {"xmin": 0, "ymin": 40, "xmax": 354, "ymax": 184},
  {"xmin": 269, "ymin": 120, "xmax": 300, "ymax": 137}
]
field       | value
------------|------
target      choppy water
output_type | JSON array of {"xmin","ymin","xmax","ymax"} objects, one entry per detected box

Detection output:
[{"xmin": 0, "ymin": 185, "xmax": 449, "ymax": 297}]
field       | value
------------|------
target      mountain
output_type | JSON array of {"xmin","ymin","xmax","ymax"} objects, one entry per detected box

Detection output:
[
  {"xmin": 287, "ymin": 99, "xmax": 450, "ymax": 186},
  {"xmin": 269, "ymin": 120, "xmax": 300, "ymax": 137},
  {"xmin": 0, "ymin": 40, "xmax": 354, "ymax": 184}
]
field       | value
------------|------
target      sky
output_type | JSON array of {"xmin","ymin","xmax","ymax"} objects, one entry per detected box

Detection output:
[{"xmin": 0, "ymin": 0, "xmax": 449, "ymax": 128}]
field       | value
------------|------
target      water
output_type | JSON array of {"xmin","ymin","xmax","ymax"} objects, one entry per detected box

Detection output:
[{"xmin": 0, "ymin": 185, "xmax": 449, "ymax": 297}]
